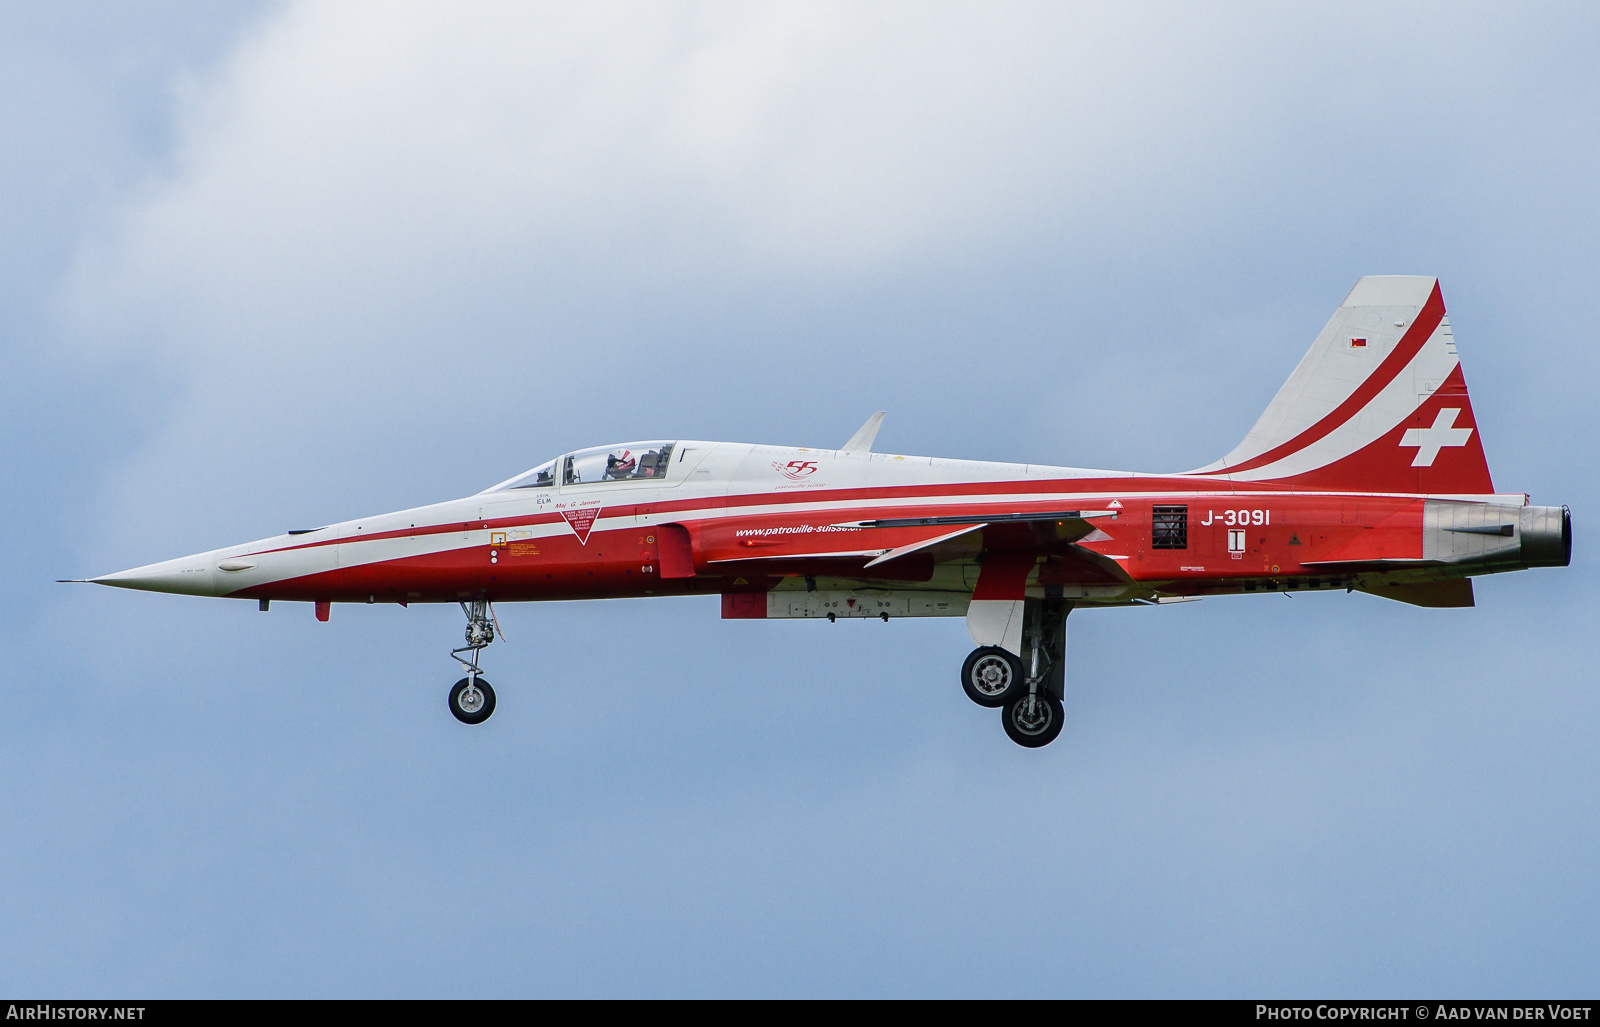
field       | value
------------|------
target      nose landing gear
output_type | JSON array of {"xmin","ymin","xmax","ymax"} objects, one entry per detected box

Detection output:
[
  {"xmin": 450, "ymin": 675, "xmax": 496, "ymax": 724},
  {"xmin": 448, "ymin": 599, "xmax": 498, "ymax": 725}
]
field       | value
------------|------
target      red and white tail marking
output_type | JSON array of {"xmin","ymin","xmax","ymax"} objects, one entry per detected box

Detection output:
[{"xmin": 1193, "ymin": 276, "xmax": 1495, "ymax": 494}]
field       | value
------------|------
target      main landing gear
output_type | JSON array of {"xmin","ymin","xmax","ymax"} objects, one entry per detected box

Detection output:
[
  {"xmin": 448, "ymin": 599, "xmax": 497, "ymax": 725},
  {"xmin": 961, "ymin": 646, "xmax": 1023, "ymax": 707},
  {"xmin": 960, "ymin": 598, "xmax": 1070, "ymax": 748},
  {"xmin": 1002, "ymin": 691, "xmax": 1063, "ymax": 749}
]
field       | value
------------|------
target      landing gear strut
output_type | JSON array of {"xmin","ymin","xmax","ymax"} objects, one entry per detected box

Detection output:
[
  {"xmin": 448, "ymin": 599, "xmax": 497, "ymax": 724},
  {"xmin": 964, "ymin": 598, "xmax": 1072, "ymax": 747}
]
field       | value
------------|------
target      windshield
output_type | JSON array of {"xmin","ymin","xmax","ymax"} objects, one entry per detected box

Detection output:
[
  {"xmin": 564, "ymin": 442, "xmax": 676, "ymax": 485},
  {"xmin": 494, "ymin": 457, "xmax": 558, "ymax": 490}
]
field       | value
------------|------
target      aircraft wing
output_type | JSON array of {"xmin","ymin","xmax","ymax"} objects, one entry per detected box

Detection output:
[{"xmin": 695, "ymin": 507, "xmax": 1122, "ymax": 582}]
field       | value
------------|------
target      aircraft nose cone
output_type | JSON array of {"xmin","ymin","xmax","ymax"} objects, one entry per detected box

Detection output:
[{"xmin": 90, "ymin": 553, "xmax": 221, "ymax": 596}]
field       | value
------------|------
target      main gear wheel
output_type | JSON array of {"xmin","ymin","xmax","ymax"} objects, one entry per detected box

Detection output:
[
  {"xmin": 961, "ymin": 646, "xmax": 1024, "ymax": 707},
  {"xmin": 1002, "ymin": 692, "xmax": 1063, "ymax": 748}
]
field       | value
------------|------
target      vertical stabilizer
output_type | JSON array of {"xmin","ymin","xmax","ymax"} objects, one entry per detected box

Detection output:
[{"xmin": 1192, "ymin": 277, "xmax": 1495, "ymax": 494}]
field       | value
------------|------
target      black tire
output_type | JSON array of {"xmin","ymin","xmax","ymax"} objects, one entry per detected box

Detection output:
[
  {"xmin": 961, "ymin": 646, "xmax": 1024, "ymax": 707},
  {"xmin": 1002, "ymin": 692, "xmax": 1063, "ymax": 748},
  {"xmin": 449, "ymin": 676, "xmax": 496, "ymax": 725}
]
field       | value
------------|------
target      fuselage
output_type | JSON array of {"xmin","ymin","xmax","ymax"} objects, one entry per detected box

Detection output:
[
  {"xmin": 93, "ymin": 439, "xmax": 1569, "ymax": 615},
  {"xmin": 82, "ymin": 275, "xmax": 1575, "ymax": 743}
]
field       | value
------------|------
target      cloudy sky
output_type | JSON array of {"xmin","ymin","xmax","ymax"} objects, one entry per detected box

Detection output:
[{"xmin": 4, "ymin": 1, "xmax": 1597, "ymax": 997}]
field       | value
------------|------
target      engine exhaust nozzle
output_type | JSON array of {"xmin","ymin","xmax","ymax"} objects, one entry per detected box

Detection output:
[{"xmin": 1519, "ymin": 504, "xmax": 1572, "ymax": 568}]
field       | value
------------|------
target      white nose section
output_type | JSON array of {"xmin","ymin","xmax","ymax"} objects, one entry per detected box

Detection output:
[{"xmin": 91, "ymin": 553, "xmax": 221, "ymax": 596}]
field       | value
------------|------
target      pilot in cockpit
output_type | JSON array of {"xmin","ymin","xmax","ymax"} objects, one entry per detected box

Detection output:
[{"xmin": 603, "ymin": 450, "xmax": 636, "ymax": 480}]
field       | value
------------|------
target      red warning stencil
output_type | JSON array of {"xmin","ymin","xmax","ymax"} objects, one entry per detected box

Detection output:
[{"xmin": 561, "ymin": 507, "xmax": 601, "ymax": 544}]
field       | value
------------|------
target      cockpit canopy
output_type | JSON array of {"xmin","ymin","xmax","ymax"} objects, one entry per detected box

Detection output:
[
  {"xmin": 491, "ymin": 441, "xmax": 677, "ymax": 491},
  {"xmin": 493, "ymin": 457, "xmax": 558, "ymax": 491}
]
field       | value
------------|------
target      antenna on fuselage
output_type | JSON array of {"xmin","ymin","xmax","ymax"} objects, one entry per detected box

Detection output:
[{"xmin": 841, "ymin": 411, "xmax": 886, "ymax": 453}]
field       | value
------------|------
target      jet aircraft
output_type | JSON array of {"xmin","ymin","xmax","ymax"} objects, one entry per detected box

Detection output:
[{"xmin": 78, "ymin": 277, "xmax": 1571, "ymax": 747}]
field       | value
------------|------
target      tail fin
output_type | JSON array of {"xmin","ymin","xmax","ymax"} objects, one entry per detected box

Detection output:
[{"xmin": 1193, "ymin": 276, "xmax": 1495, "ymax": 495}]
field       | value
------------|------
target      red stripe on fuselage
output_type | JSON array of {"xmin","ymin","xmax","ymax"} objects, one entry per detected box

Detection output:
[
  {"xmin": 226, "ymin": 492, "xmax": 1447, "ymax": 605},
  {"xmin": 245, "ymin": 475, "xmax": 1290, "ymax": 558}
]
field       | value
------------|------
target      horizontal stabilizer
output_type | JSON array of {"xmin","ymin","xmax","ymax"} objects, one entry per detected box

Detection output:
[{"xmin": 1355, "ymin": 579, "xmax": 1474, "ymax": 608}]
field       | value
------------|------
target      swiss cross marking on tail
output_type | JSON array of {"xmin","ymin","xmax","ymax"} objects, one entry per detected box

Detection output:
[
  {"xmin": 1400, "ymin": 408, "xmax": 1473, "ymax": 467},
  {"xmin": 1191, "ymin": 278, "xmax": 1495, "ymax": 494}
]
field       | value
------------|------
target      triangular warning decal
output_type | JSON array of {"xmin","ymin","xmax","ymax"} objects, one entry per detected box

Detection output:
[
  {"xmin": 732, "ymin": 577, "xmax": 748, "ymax": 585},
  {"xmin": 1288, "ymin": 533, "xmax": 1303, "ymax": 546},
  {"xmin": 561, "ymin": 507, "xmax": 601, "ymax": 545}
]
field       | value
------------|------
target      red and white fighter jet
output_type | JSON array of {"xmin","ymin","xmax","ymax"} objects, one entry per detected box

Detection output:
[{"xmin": 83, "ymin": 277, "xmax": 1570, "ymax": 746}]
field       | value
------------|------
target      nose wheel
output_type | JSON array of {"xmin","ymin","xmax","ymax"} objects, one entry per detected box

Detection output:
[
  {"xmin": 448, "ymin": 599, "xmax": 499, "ymax": 725},
  {"xmin": 449, "ymin": 676, "xmax": 496, "ymax": 724}
]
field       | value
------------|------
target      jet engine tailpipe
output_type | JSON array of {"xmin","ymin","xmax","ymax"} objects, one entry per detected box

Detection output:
[{"xmin": 1519, "ymin": 504, "xmax": 1571, "ymax": 568}]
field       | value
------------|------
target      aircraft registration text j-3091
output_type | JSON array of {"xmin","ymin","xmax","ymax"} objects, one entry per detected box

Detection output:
[
  {"xmin": 69, "ymin": 277, "xmax": 1571, "ymax": 748},
  {"xmin": 1201, "ymin": 509, "xmax": 1271, "ymax": 526}
]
